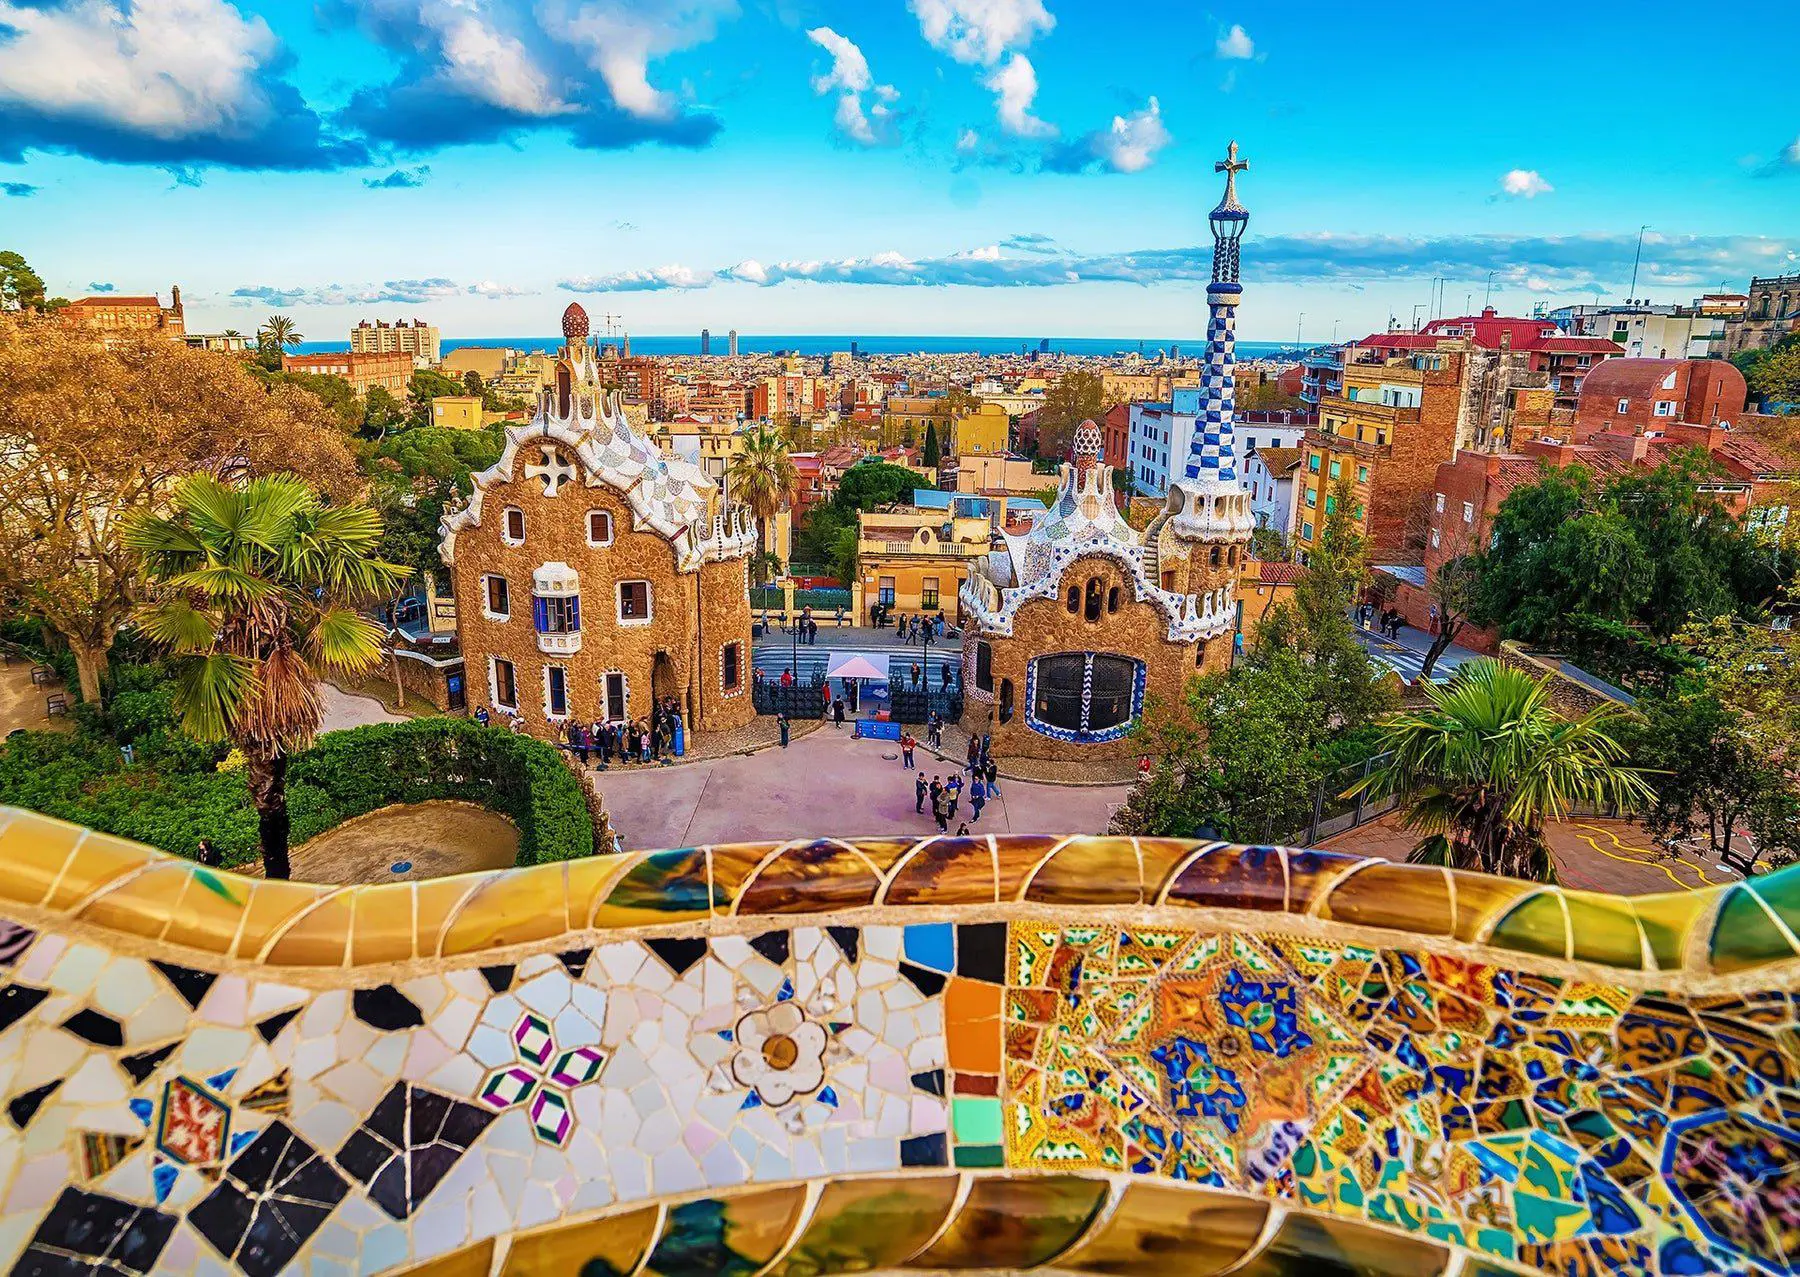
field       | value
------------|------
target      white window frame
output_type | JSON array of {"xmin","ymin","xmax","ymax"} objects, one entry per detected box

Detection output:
[
  {"xmin": 617, "ymin": 579, "xmax": 654, "ymax": 626},
  {"xmin": 1430, "ymin": 527, "xmax": 1441, "ymax": 549},
  {"xmin": 1653, "ymin": 400, "xmax": 1677, "ymax": 417},
  {"xmin": 1462, "ymin": 501, "xmax": 1475, "ymax": 525},
  {"xmin": 543, "ymin": 665, "xmax": 570, "ymax": 721},
  {"xmin": 602, "ymin": 671, "xmax": 629, "ymax": 723},
  {"xmin": 490, "ymin": 657, "xmax": 519, "ymax": 712},
  {"xmin": 481, "ymin": 574, "xmax": 511, "ymax": 622},
  {"xmin": 502, "ymin": 506, "xmax": 526, "ymax": 546},
  {"xmin": 1616, "ymin": 398, "xmax": 1630, "ymax": 414},
  {"xmin": 586, "ymin": 510, "xmax": 614, "ymax": 547},
  {"xmin": 1434, "ymin": 492, "xmax": 1445, "ymax": 514}
]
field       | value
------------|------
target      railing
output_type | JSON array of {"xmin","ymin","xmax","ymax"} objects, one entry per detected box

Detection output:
[
  {"xmin": 1303, "ymin": 427, "xmax": 1391, "ymax": 460},
  {"xmin": 861, "ymin": 540, "xmax": 985, "ymax": 557},
  {"xmin": 1319, "ymin": 396, "xmax": 1420, "ymax": 426}
]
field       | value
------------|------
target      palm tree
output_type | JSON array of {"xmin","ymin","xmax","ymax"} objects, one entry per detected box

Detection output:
[
  {"xmin": 1346, "ymin": 658, "xmax": 1653, "ymax": 883},
  {"xmin": 259, "ymin": 314, "xmax": 302, "ymax": 351},
  {"xmin": 124, "ymin": 476, "xmax": 407, "ymax": 879},
  {"xmin": 727, "ymin": 425, "xmax": 798, "ymax": 557}
]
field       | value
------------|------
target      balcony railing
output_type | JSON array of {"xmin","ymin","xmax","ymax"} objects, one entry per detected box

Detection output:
[
  {"xmin": 1318, "ymin": 396, "xmax": 1420, "ymax": 427},
  {"xmin": 1304, "ymin": 427, "xmax": 1391, "ymax": 460},
  {"xmin": 537, "ymin": 630, "xmax": 582, "ymax": 655},
  {"xmin": 861, "ymin": 540, "xmax": 984, "ymax": 557}
]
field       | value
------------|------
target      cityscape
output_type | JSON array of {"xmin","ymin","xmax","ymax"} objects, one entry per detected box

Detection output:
[{"xmin": 1, "ymin": 2, "xmax": 1798, "ymax": 1275}]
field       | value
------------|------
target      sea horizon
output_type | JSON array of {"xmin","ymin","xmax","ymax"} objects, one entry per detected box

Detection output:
[{"xmin": 293, "ymin": 334, "xmax": 1304, "ymax": 360}]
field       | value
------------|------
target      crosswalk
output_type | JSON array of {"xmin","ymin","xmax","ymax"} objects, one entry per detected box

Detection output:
[{"xmin": 1352, "ymin": 632, "xmax": 1467, "ymax": 685}]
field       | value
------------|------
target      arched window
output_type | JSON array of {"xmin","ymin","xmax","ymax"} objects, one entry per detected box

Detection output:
[
  {"xmin": 1066, "ymin": 586, "xmax": 1080, "ymax": 613},
  {"xmin": 1029, "ymin": 654, "xmax": 1141, "ymax": 739},
  {"xmin": 1209, "ymin": 546, "xmax": 1221, "ymax": 568},
  {"xmin": 1106, "ymin": 585, "xmax": 1121, "ymax": 614},
  {"xmin": 1084, "ymin": 578, "xmax": 1103, "ymax": 621},
  {"xmin": 998, "ymin": 678, "xmax": 1014, "ymax": 724},
  {"xmin": 975, "ymin": 641, "xmax": 994, "ymax": 693},
  {"xmin": 556, "ymin": 364, "xmax": 573, "ymax": 417}
]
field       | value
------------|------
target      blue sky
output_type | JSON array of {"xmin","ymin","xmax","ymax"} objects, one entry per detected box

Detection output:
[{"xmin": 1, "ymin": 0, "xmax": 1796, "ymax": 342}]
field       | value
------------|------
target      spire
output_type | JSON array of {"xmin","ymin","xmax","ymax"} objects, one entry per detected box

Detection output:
[
  {"xmin": 1209, "ymin": 140, "xmax": 1250, "ymax": 287},
  {"xmin": 1178, "ymin": 142, "xmax": 1250, "ymax": 489}
]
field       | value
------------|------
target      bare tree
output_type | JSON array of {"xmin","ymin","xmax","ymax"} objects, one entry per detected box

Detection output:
[{"xmin": 0, "ymin": 317, "xmax": 360, "ymax": 703}]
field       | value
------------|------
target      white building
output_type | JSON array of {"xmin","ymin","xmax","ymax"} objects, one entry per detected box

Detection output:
[
  {"xmin": 1129, "ymin": 391, "xmax": 1309, "ymax": 498},
  {"xmin": 351, "ymin": 318, "xmax": 441, "ymax": 367},
  {"xmin": 1548, "ymin": 305, "xmax": 1723, "ymax": 361},
  {"xmin": 1244, "ymin": 445, "xmax": 1303, "ymax": 537}
]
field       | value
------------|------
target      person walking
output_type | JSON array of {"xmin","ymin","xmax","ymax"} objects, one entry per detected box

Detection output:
[
  {"xmin": 941, "ymin": 661, "xmax": 952, "ymax": 690},
  {"xmin": 969, "ymin": 775, "xmax": 986, "ymax": 823},
  {"xmin": 777, "ymin": 712, "xmax": 790, "ymax": 748},
  {"xmin": 900, "ymin": 730, "xmax": 916, "ymax": 769},
  {"xmin": 597, "ymin": 720, "xmax": 612, "ymax": 767},
  {"xmin": 572, "ymin": 722, "xmax": 590, "ymax": 767},
  {"xmin": 945, "ymin": 774, "xmax": 962, "ymax": 825},
  {"xmin": 966, "ymin": 734, "xmax": 980, "ymax": 776},
  {"xmin": 933, "ymin": 790, "xmax": 949, "ymax": 833},
  {"xmin": 832, "ymin": 697, "xmax": 846, "ymax": 729},
  {"xmin": 915, "ymin": 773, "xmax": 929, "ymax": 813},
  {"xmin": 910, "ymin": 662, "xmax": 921, "ymax": 691},
  {"xmin": 929, "ymin": 775, "xmax": 943, "ymax": 819},
  {"xmin": 983, "ymin": 755, "xmax": 999, "ymax": 797}
]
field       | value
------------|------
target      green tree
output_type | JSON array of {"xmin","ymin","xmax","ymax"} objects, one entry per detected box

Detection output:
[
  {"xmin": 1252, "ymin": 478, "xmax": 1392, "ymax": 725},
  {"xmin": 124, "ymin": 476, "xmax": 407, "ymax": 879},
  {"xmin": 257, "ymin": 315, "xmax": 302, "ymax": 368},
  {"xmin": 1348, "ymin": 658, "xmax": 1654, "ymax": 882},
  {"xmin": 0, "ymin": 251, "xmax": 47, "ymax": 311},
  {"xmin": 726, "ymin": 424, "xmax": 799, "ymax": 555},
  {"xmin": 407, "ymin": 368, "xmax": 468, "ymax": 428},
  {"xmin": 922, "ymin": 421, "xmax": 941, "ymax": 468},
  {"xmin": 1749, "ymin": 341, "xmax": 1800, "ymax": 407},
  {"xmin": 1036, "ymin": 370, "xmax": 1106, "ymax": 459},
  {"xmin": 828, "ymin": 525, "xmax": 860, "ymax": 587},
  {"xmin": 1420, "ymin": 554, "xmax": 1481, "ymax": 681},
  {"xmin": 462, "ymin": 370, "xmax": 483, "ymax": 396},
  {"xmin": 834, "ymin": 462, "xmax": 921, "ymax": 511},
  {"xmin": 363, "ymin": 385, "xmax": 406, "ymax": 438}
]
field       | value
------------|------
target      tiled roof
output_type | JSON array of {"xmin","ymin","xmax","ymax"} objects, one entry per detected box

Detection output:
[
  {"xmin": 1255, "ymin": 560, "xmax": 1305, "ymax": 584},
  {"xmin": 1250, "ymin": 446, "xmax": 1304, "ymax": 474},
  {"xmin": 1713, "ymin": 434, "xmax": 1800, "ymax": 478}
]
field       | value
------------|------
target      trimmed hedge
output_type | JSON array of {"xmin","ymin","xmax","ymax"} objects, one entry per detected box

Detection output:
[
  {"xmin": 288, "ymin": 718, "xmax": 597, "ymax": 865},
  {"xmin": 0, "ymin": 716, "xmax": 599, "ymax": 868}
]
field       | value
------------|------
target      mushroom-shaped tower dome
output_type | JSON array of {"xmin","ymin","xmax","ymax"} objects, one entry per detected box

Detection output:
[
  {"xmin": 1072, "ymin": 419, "xmax": 1103, "ymax": 462},
  {"xmin": 562, "ymin": 303, "xmax": 591, "ymax": 340}
]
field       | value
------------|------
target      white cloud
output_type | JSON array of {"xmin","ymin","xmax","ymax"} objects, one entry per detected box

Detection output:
[
  {"xmin": 232, "ymin": 278, "xmax": 463, "ymax": 306},
  {"xmin": 1215, "ymin": 23, "xmax": 1254, "ymax": 59},
  {"xmin": 552, "ymin": 0, "xmax": 738, "ymax": 121},
  {"xmin": 0, "ymin": 0, "xmax": 272, "ymax": 136},
  {"xmin": 908, "ymin": 0, "xmax": 1054, "ymax": 66},
  {"xmin": 1500, "ymin": 168, "xmax": 1554, "ymax": 198},
  {"xmin": 561, "ymin": 264, "xmax": 712, "ymax": 292},
  {"xmin": 984, "ymin": 53, "xmax": 1055, "ymax": 138},
  {"xmin": 805, "ymin": 26, "xmax": 897, "ymax": 146},
  {"xmin": 434, "ymin": 10, "xmax": 570, "ymax": 116},
  {"xmin": 955, "ymin": 128, "xmax": 981, "ymax": 153},
  {"xmin": 467, "ymin": 281, "xmax": 535, "ymax": 298},
  {"xmin": 1091, "ymin": 97, "xmax": 1169, "ymax": 173}
]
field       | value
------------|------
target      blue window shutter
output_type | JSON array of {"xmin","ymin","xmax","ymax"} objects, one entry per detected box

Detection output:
[
  {"xmin": 533, "ymin": 596, "xmax": 548, "ymax": 632},
  {"xmin": 569, "ymin": 595, "xmax": 580, "ymax": 630}
]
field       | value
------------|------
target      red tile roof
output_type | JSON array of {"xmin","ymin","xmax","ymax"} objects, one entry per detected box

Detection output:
[
  {"xmin": 1352, "ymin": 311, "xmax": 1622, "ymax": 357},
  {"xmin": 1255, "ymin": 560, "xmax": 1305, "ymax": 585}
]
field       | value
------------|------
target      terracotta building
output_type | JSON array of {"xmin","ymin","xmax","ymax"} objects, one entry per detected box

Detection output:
[
  {"xmin": 960, "ymin": 144, "xmax": 1253, "ymax": 761},
  {"xmin": 282, "ymin": 349, "xmax": 413, "ymax": 397},
  {"xmin": 1352, "ymin": 310, "xmax": 1621, "ymax": 411},
  {"xmin": 1571, "ymin": 358, "xmax": 1748, "ymax": 440},
  {"xmin": 440, "ymin": 304, "xmax": 760, "ymax": 740},
  {"xmin": 60, "ymin": 286, "xmax": 185, "ymax": 348}
]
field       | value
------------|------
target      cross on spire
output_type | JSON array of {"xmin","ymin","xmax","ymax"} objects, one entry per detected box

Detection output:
[{"xmin": 1215, "ymin": 139, "xmax": 1247, "ymax": 179}]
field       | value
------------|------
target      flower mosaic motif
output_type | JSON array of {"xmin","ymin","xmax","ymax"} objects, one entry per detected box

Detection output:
[
  {"xmin": 729, "ymin": 1000, "xmax": 830, "ymax": 1108},
  {"xmin": 154, "ymin": 1077, "xmax": 230, "ymax": 1166},
  {"xmin": 476, "ymin": 1012, "xmax": 607, "ymax": 1146}
]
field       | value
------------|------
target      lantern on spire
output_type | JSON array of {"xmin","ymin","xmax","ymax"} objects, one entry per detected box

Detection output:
[{"xmin": 1209, "ymin": 140, "xmax": 1249, "ymax": 287}]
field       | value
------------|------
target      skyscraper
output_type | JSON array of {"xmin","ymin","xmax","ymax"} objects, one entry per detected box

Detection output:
[
  {"xmin": 700, "ymin": 329, "xmax": 711, "ymax": 356},
  {"xmin": 728, "ymin": 329, "xmax": 738, "ymax": 357}
]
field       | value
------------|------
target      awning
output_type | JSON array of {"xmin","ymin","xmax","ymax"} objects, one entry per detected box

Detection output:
[{"xmin": 824, "ymin": 653, "xmax": 888, "ymax": 681}]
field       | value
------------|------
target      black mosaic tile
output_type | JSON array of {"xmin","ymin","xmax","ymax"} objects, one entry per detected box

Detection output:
[
  {"xmin": 955, "ymin": 923, "xmax": 1007, "ymax": 983},
  {"xmin": 351, "ymin": 985, "xmax": 424, "ymax": 1032},
  {"xmin": 911, "ymin": 1069, "xmax": 946, "ymax": 1097},
  {"xmin": 118, "ymin": 1042, "xmax": 178, "ymax": 1086},
  {"xmin": 646, "ymin": 937, "xmax": 707, "ymax": 977},
  {"xmin": 0, "ymin": 983, "xmax": 49, "ymax": 1033},
  {"xmin": 480, "ymin": 965, "xmax": 515, "ymax": 993},
  {"xmin": 188, "ymin": 1122, "xmax": 347, "ymax": 1277},
  {"xmin": 61, "ymin": 1009, "xmax": 124, "ymax": 1048},
  {"xmin": 8, "ymin": 1078, "xmax": 62, "ymax": 1129},
  {"xmin": 150, "ymin": 961, "xmax": 217, "ymax": 1009},
  {"xmin": 333, "ymin": 1082, "xmax": 496, "ymax": 1220},
  {"xmin": 253, "ymin": 1008, "xmax": 299, "ymax": 1044},
  {"xmin": 19, "ymin": 1187, "xmax": 177, "ymax": 1275},
  {"xmin": 899, "ymin": 962, "xmax": 947, "ymax": 998},
  {"xmin": 825, "ymin": 925, "xmax": 860, "ymax": 963},
  {"xmin": 556, "ymin": 949, "xmax": 591, "ymax": 979},
  {"xmin": 749, "ymin": 931, "xmax": 790, "ymax": 966},
  {"xmin": 900, "ymin": 1132, "xmax": 947, "ymax": 1167}
]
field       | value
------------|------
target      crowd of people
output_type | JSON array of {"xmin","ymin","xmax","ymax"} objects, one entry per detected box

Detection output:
[
  {"xmin": 898, "ymin": 723, "xmax": 1000, "ymax": 835},
  {"xmin": 1357, "ymin": 600, "xmax": 1409, "ymax": 641},
  {"xmin": 475, "ymin": 697, "xmax": 690, "ymax": 768}
]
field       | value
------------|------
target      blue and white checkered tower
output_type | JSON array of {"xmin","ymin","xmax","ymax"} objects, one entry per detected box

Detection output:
[{"xmin": 1167, "ymin": 141, "xmax": 1256, "ymax": 545}]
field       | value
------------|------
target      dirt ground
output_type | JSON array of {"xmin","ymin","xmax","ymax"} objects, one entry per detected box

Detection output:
[
  {"xmin": 281, "ymin": 800, "xmax": 519, "ymax": 884},
  {"xmin": 0, "ymin": 661, "xmax": 73, "ymax": 738}
]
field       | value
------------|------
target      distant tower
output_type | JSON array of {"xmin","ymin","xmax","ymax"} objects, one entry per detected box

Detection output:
[
  {"xmin": 1038, "ymin": 338, "xmax": 1049, "ymax": 354},
  {"xmin": 850, "ymin": 340, "xmax": 859, "ymax": 360},
  {"xmin": 728, "ymin": 329, "xmax": 738, "ymax": 357},
  {"xmin": 701, "ymin": 328, "xmax": 711, "ymax": 356},
  {"xmin": 622, "ymin": 331, "xmax": 632, "ymax": 358}
]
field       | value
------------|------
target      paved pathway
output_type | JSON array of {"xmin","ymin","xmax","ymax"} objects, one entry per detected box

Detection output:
[
  {"xmin": 593, "ymin": 726, "xmax": 1130, "ymax": 852},
  {"xmin": 317, "ymin": 683, "xmax": 404, "ymax": 734},
  {"xmin": 1319, "ymin": 810, "xmax": 1728, "ymax": 895},
  {"xmin": 1351, "ymin": 618, "xmax": 1481, "ymax": 685},
  {"xmin": 0, "ymin": 662, "xmax": 72, "ymax": 737}
]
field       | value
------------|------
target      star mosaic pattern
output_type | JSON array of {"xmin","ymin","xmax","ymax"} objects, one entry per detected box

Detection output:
[{"xmin": 0, "ymin": 806, "xmax": 1795, "ymax": 1274}]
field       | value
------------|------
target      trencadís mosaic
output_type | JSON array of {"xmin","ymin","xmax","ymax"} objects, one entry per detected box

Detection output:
[{"xmin": 0, "ymin": 805, "xmax": 1795, "ymax": 1275}]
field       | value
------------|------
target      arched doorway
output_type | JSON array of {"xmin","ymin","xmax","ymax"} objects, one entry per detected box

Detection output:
[{"xmin": 651, "ymin": 651, "xmax": 678, "ymax": 711}]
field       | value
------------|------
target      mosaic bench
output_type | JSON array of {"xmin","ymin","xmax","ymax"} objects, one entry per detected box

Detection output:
[{"xmin": 0, "ymin": 804, "xmax": 1794, "ymax": 1275}]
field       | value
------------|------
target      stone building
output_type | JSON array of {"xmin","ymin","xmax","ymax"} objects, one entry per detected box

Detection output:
[
  {"xmin": 440, "ymin": 303, "xmax": 759, "ymax": 740},
  {"xmin": 59, "ymin": 286, "xmax": 184, "ymax": 349},
  {"xmin": 281, "ymin": 349, "xmax": 413, "ymax": 397},
  {"xmin": 1724, "ymin": 274, "xmax": 1800, "ymax": 356},
  {"xmin": 959, "ymin": 144, "xmax": 1255, "ymax": 760}
]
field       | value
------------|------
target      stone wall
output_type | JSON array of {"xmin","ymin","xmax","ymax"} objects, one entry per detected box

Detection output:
[
  {"xmin": 971, "ymin": 552, "xmax": 1227, "ymax": 762},
  {"xmin": 1498, "ymin": 641, "xmax": 1627, "ymax": 715},
  {"xmin": 448, "ymin": 459, "xmax": 754, "ymax": 738},
  {"xmin": 0, "ymin": 804, "xmax": 1793, "ymax": 1276}
]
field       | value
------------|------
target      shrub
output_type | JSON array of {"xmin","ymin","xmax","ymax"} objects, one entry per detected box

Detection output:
[{"xmin": 0, "ymin": 715, "xmax": 600, "ymax": 868}]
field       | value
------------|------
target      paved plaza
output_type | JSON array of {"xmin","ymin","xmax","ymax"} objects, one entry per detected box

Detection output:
[{"xmin": 592, "ymin": 724, "xmax": 1132, "ymax": 852}]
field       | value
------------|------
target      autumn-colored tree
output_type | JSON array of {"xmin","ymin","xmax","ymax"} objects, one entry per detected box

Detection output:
[
  {"xmin": 1036, "ymin": 370, "xmax": 1106, "ymax": 460},
  {"xmin": 0, "ymin": 317, "xmax": 360, "ymax": 703}
]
